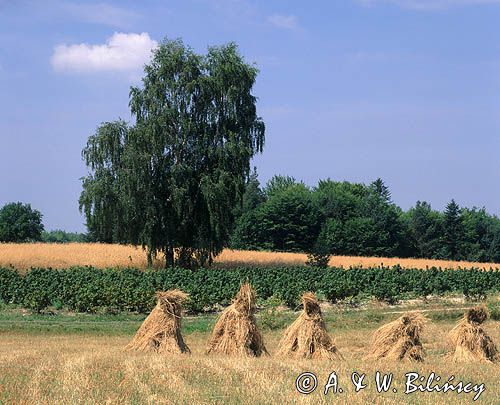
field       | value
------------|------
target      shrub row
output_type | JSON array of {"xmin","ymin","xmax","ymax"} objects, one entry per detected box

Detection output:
[{"xmin": 0, "ymin": 266, "xmax": 499, "ymax": 313}]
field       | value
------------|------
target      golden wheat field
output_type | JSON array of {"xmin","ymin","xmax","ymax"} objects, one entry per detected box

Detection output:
[
  {"xmin": 0, "ymin": 242, "xmax": 498, "ymax": 271},
  {"xmin": 0, "ymin": 318, "xmax": 499, "ymax": 404}
]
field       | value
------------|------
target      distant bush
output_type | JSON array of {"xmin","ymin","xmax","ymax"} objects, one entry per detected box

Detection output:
[
  {"xmin": 41, "ymin": 230, "xmax": 89, "ymax": 243},
  {"xmin": 0, "ymin": 266, "xmax": 498, "ymax": 313}
]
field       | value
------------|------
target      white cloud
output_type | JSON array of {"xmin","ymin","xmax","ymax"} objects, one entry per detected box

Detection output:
[
  {"xmin": 62, "ymin": 2, "xmax": 140, "ymax": 28},
  {"xmin": 357, "ymin": 0, "xmax": 500, "ymax": 10},
  {"xmin": 267, "ymin": 14, "xmax": 299, "ymax": 30},
  {"xmin": 51, "ymin": 32, "xmax": 157, "ymax": 74}
]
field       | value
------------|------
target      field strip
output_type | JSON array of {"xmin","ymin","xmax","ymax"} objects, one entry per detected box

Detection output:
[
  {"xmin": 0, "ymin": 320, "xmax": 141, "ymax": 324},
  {"xmin": 381, "ymin": 306, "xmax": 474, "ymax": 315},
  {"xmin": 0, "ymin": 306, "xmax": 483, "ymax": 326}
]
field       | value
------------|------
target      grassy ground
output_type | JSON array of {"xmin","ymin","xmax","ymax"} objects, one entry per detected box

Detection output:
[
  {"xmin": 0, "ymin": 301, "xmax": 498, "ymax": 404},
  {"xmin": 1, "ymin": 242, "xmax": 499, "ymax": 271}
]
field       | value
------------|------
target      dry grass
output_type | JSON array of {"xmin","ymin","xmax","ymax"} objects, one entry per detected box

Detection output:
[
  {"xmin": 0, "ymin": 320, "xmax": 498, "ymax": 404},
  {"xmin": 1, "ymin": 243, "xmax": 499, "ymax": 271}
]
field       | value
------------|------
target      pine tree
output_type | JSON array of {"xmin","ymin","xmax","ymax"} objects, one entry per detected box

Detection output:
[
  {"xmin": 371, "ymin": 178, "xmax": 391, "ymax": 203},
  {"xmin": 443, "ymin": 199, "xmax": 465, "ymax": 260}
]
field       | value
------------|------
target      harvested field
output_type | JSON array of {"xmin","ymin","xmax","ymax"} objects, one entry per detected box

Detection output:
[
  {"xmin": 0, "ymin": 304, "xmax": 498, "ymax": 404},
  {"xmin": 1, "ymin": 243, "xmax": 499, "ymax": 271}
]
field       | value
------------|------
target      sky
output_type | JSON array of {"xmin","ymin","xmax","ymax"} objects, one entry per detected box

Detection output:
[{"xmin": 0, "ymin": 0, "xmax": 499, "ymax": 232}]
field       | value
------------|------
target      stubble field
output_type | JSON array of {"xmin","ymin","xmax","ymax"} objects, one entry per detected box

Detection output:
[{"xmin": 0, "ymin": 302, "xmax": 499, "ymax": 404}]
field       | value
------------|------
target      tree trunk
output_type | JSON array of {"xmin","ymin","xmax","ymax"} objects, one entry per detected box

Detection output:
[
  {"xmin": 147, "ymin": 249, "xmax": 153, "ymax": 268},
  {"xmin": 165, "ymin": 245, "xmax": 175, "ymax": 268}
]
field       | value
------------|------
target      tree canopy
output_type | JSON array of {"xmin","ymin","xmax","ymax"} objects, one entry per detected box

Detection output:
[
  {"xmin": 231, "ymin": 175, "xmax": 500, "ymax": 264},
  {"xmin": 0, "ymin": 202, "xmax": 44, "ymax": 242},
  {"xmin": 80, "ymin": 39, "xmax": 265, "ymax": 268}
]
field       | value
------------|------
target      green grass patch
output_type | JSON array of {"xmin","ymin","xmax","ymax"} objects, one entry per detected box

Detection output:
[{"xmin": 3, "ymin": 297, "xmax": 497, "ymax": 336}]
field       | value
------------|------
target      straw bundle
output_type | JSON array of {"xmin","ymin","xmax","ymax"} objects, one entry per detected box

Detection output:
[
  {"xmin": 126, "ymin": 290, "xmax": 190, "ymax": 354},
  {"xmin": 277, "ymin": 292, "xmax": 342, "ymax": 360},
  {"xmin": 206, "ymin": 283, "xmax": 268, "ymax": 357},
  {"xmin": 365, "ymin": 312, "xmax": 426, "ymax": 361},
  {"xmin": 448, "ymin": 306, "xmax": 498, "ymax": 363}
]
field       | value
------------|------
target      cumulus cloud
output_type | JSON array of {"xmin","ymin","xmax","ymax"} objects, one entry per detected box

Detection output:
[
  {"xmin": 51, "ymin": 32, "xmax": 157, "ymax": 74},
  {"xmin": 267, "ymin": 14, "xmax": 299, "ymax": 30},
  {"xmin": 357, "ymin": 0, "xmax": 500, "ymax": 10}
]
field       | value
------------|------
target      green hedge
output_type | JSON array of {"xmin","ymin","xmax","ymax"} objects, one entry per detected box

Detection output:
[{"xmin": 0, "ymin": 266, "xmax": 499, "ymax": 313}]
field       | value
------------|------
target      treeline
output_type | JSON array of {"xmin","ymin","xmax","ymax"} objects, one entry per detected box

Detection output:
[
  {"xmin": 42, "ymin": 230, "xmax": 89, "ymax": 243},
  {"xmin": 3, "ymin": 175, "xmax": 500, "ymax": 264},
  {"xmin": 0, "ymin": 202, "xmax": 88, "ymax": 243},
  {"xmin": 230, "ymin": 173, "xmax": 500, "ymax": 263}
]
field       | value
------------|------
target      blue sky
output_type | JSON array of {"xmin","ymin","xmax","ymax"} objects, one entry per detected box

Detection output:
[{"xmin": 1, "ymin": 0, "xmax": 499, "ymax": 232}]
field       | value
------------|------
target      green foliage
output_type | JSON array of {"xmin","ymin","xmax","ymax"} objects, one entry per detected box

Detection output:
[
  {"xmin": 259, "ymin": 295, "xmax": 288, "ymax": 330},
  {"xmin": 259, "ymin": 183, "xmax": 319, "ymax": 252},
  {"xmin": 232, "ymin": 181, "xmax": 319, "ymax": 252},
  {"xmin": 233, "ymin": 177, "xmax": 409, "ymax": 257},
  {"xmin": 79, "ymin": 120, "xmax": 128, "ymax": 244},
  {"xmin": 320, "ymin": 217, "xmax": 379, "ymax": 256},
  {"xmin": 0, "ymin": 267, "xmax": 23, "ymax": 303},
  {"xmin": 487, "ymin": 301, "xmax": 500, "ymax": 321},
  {"xmin": 461, "ymin": 207, "xmax": 498, "ymax": 262},
  {"xmin": 321, "ymin": 267, "xmax": 359, "ymax": 302},
  {"xmin": 41, "ymin": 230, "xmax": 89, "ymax": 243},
  {"xmin": 443, "ymin": 199, "xmax": 466, "ymax": 260},
  {"xmin": 22, "ymin": 268, "xmax": 61, "ymax": 312},
  {"xmin": 263, "ymin": 175, "xmax": 299, "ymax": 198},
  {"xmin": 305, "ymin": 229, "xmax": 331, "ymax": 268},
  {"xmin": 370, "ymin": 178, "xmax": 391, "ymax": 202},
  {"xmin": 313, "ymin": 179, "xmax": 368, "ymax": 221},
  {"xmin": 2, "ymin": 266, "xmax": 499, "ymax": 313},
  {"xmin": 80, "ymin": 39, "xmax": 265, "ymax": 268},
  {"xmin": 233, "ymin": 168, "xmax": 266, "ymax": 219},
  {"xmin": 310, "ymin": 178, "xmax": 409, "ymax": 257},
  {"xmin": 0, "ymin": 202, "xmax": 44, "ymax": 242},
  {"xmin": 368, "ymin": 265, "xmax": 402, "ymax": 303},
  {"xmin": 305, "ymin": 251, "xmax": 331, "ymax": 269},
  {"xmin": 230, "ymin": 173, "xmax": 500, "ymax": 264},
  {"xmin": 229, "ymin": 210, "xmax": 266, "ymax": 250},
  {"xmin": 403, "ymin": 201, "xmax": 443, "ymax": 258}
]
